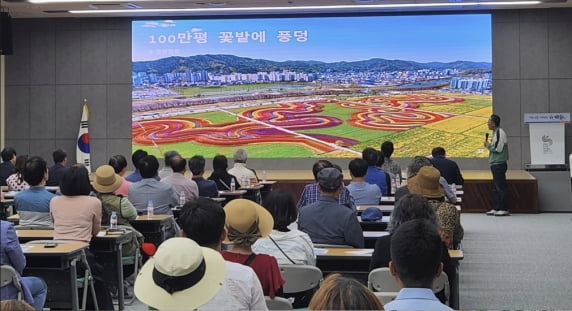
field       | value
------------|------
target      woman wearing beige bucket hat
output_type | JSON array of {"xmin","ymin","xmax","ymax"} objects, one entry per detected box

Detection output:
[
  {"xmin": 408, "ymin": 166, "xmax": 464, "ymax": 249},
  {"xmin": 91, "ymin": 165, "xmax": 137, "ymax": 226},
  {"xmin": 134, "ymin": 237, "xmax": 226, "ymax": 310},
  {"xmin": 221, "ymin": 199, "xmax": 285, "ymax": 298}
]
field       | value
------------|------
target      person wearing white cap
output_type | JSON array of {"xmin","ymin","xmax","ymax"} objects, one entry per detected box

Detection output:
[{"xmin": 134, "ymin": 237, "xmax": 226, "ymax": 311}]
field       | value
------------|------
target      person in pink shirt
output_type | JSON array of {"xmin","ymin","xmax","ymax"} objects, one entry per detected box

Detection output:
[{"xmin": 109, "ymin": 154, "xmax": 131, "ymax": 198}]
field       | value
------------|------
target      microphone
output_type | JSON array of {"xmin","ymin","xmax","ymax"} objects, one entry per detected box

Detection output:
[{"xmin": 485, "ymin": 133, "xmax": 489, "ymax": 141}]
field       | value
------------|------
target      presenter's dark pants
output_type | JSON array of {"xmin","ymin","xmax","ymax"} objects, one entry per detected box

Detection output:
[{"xmin": 490, "ymin": 163, "xmax": 509, "ymax": 211}]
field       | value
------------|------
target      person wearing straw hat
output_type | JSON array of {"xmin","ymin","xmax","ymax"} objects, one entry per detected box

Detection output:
[
  {"xmin": 134, "ymin": 237, "xmax": 226, "ymax": 311},
  {"xmin": 221, "ymin": 199, "xmax": 285, "ymax": 298},
  {"xmin": 408, "ymin": 166, "xmax": 464, "ymax": 249},
  {"xmin": 92, "ymin": 164, "xmax": 137, "ymax": 226}
]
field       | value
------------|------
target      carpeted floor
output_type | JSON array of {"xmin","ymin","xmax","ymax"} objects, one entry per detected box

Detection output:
[{"xmin": 459, "ymin": 213, "xmax": 572, "ymax": 310}]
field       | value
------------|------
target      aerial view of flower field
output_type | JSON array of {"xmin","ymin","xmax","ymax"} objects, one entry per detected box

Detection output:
[{"xmin": 132, "ymin": 15, "xmax": 492, "ymax": 158}]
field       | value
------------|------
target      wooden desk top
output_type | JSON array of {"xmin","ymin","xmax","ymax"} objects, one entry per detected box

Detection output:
[
  {"xmin": 259, "ymin": 180, "xmax": 277, "ymax": 185},
  {"xmin": 17, "ymin": 229, "xmax": 54, "ymax": 238},
  {"xmin": 218, "ymin": 190, "xmax": 247, "ymax": 196},
  {"xmin": 22, "ymin": 242, "xmax": 88, "ymax": 255},
  {"xmin": 134, "ymin": 214, "xmax": 173, "ymax": 221},
  {"xmin": 316, "ymin": 248, "xmax": 464, "ymax": 260},
  {"xmin": 462, "ymin": 170, "xmax": 536, "ymax": 180},
  {"xmin": 240, "ymin": 184, "xmax": 264, "ymax": 190},
  {"xmin": 358, "ymin": 205, "xmax": 395, "ymax": 212}
]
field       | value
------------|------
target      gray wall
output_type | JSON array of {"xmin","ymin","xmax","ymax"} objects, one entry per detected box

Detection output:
[{"xmin": 2, "ymin": 10, "xmax": 572, "ymax": 171}]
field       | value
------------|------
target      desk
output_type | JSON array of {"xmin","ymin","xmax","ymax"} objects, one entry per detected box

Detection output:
[
  {"xmin": 240, "ymin": 184, "xmax": 264, "ymax": 204},
  {"xmin": 17, "ymin": 229, "xmax": 132, "ymax": 310},
  {"xmin": 131, "ymin": 215, "xmax": 173, "ymax": 247},
  {"xmin": 259, "ymin": 180, "xmax": 277, "ymax": 201},
  {"xmin": 316, "ymin": 247, "xmax": 464, "ymax": 309},
  {"xmin": 23, "ymin": 242, "xmax": 88, "ymax": 310}
]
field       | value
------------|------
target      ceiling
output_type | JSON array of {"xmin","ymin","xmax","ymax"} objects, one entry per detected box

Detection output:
[{"xmin": 1, "ymin": 0, "xmax": 570, "ymax": 18}]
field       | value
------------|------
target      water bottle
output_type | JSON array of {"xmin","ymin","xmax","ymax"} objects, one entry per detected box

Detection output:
[
  {"xmin": 390, "ymin": 176, "xmax": 396, "ymax": 194},
  {"xmin": 110, "ymin": 211, "xmax": 118, "ymax": 230},
  {"xmin": 245, "ymin": 176, "xmax": 250, "ymax": 187},
  {"xmin": 230, "ymin": 178, "xmax": 236, "ymax": 192},
  {"xmin": 262, "ymin": 170, "xmax": 267, "ymax": 183},
  {"xmin": 451, "ymin": 183, "xmax": 457, "ymax": 196},
  {"xmin": 179, "ymin": 191, "xmax": 186, "ymax": 207},
  {"xmin": 147, "ymin": 200, "xmax": 154, "ymax": 218},
  {"xmin": 396, "ymin": 174, "xmax": 401, "ymax": 188}
]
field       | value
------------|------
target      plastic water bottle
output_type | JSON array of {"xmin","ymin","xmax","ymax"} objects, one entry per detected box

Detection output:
[
  {"xmin": 451, "ymin": 183, "xmax": 457, "ymax": 196},
  {"xmin": 147, "ymin": 200, "xmax": 154, "ymax": 218},
  {"xmin": 179, "ymin": 191, "xmax": 186, "ymax": 207},
  {"xmin": 110, "ymin": 211, "xmax": 118, "ymax": 230},
  {"xmin": 390, "ymin": 177, "xmax": 396, "ymax": 194},
  {"xmin": 230, "ymin": 178, "xmax": 236, "ymax": 192},
  {"xmin": 262, "ymin": 170, "xmax": 267, "ymax": 183}
]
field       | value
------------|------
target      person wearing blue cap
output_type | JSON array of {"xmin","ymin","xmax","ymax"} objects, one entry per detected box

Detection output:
[{"xmin": 298, "ymin": 167, "xmax": 364, "ymax": 248}]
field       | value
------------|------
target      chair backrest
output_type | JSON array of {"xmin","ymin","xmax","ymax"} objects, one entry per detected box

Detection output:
[
  {"xmin": 264, "ymin": 296, "xmax": 293, "ymax": 310},
  {"xmin": 433, "ymin": 271, "xmax": 450, "ymax": 305},
  {"xmin": 368, "ymin": 267, "xmax": 400, "ymax": 292},
  {"xmin": 279, "ymin": 265, "xmax": 322, "ymax": 293},
  {"xmin": 0, "ymin": 265, "xmax": 24, "ymax": 300}
]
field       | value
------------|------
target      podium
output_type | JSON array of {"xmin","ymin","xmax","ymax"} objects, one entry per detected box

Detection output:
[{"xmin": 524, "ymin": 113, "xmax": 571, "ymax": 211}]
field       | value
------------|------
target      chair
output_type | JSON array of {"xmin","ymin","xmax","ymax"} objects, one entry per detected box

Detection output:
[
  {"xmin": 280, "ymin": 265, "xmax": 322, "ymax": 293},
  {"xmin": 265, "ymin": 296, "xmax": 293, "ymax": 310},
  {"xmin": 368, "ymin": 268, "xmax": 450, "ymax": 305},
  {"xmin": 367, "ymin": 267, "xmax": 400, "ymax": 304},
  {"xmin": 433, "ymin": 271, "xmax": 450, "ymax": 305},
  {"xmin": 0, "ymin": 265, "xmax": 24, "ymax": 300},
  {"xmin": 27, "ymin": 240, "xmax": 99, "ymax": 311},
  {"xmin": 121, "ymin": 245, "xmax": 141, "ymax": 305}
]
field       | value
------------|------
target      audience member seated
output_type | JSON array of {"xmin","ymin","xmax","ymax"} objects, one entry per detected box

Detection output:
[
  {"xmin": 91, "ymin": 164, "xmax": 142, "ymax": 264},
  {"xmin": 369, "ymin": 194, "xmax": 455, "ymax": 303},
  {"xmin": 46, "ymin": 148, "xmax": 69, "ymax": 186},
  {"xmin": 395, "ymin": 156, "xmax": 456, "ymax": 204},
  {"xmin": 92, "ymin": 165, "xmax": 138, "ymax": 226},
  {"xmin": 362, "ymin": 147, "xmax": 389, "ymax": 196},
  {"xmin": 129, "ymin": 155, "xmax": 178, "ymax": 215},
  {"xmin": 384, "ymin": 219, "xmax": 454, "ymax": 311},
  {"xmin": 0, "ymin": 299, "xmax": 36, "ymax": 311},
  {"xmin": 430, "ymin": 147, "xmax": 464, "ymax": 186},
  {"xmin": 161, "ymin": 155, "xmax": 199, "ymax": 203},
  {"xmin": 6, "ymin": 155, "xmax": 29, "ymax": 191},
  {"xmin": 346, "ymin": 158, "xmax": 382, "ymax": 205},
  {"xmin": 49, "ymin": 165, "xmax": 114, "ymax": 310},
  {"xmin": 134, "ymin": 237, "xmax": 226, "ymax": 311},
  {"xmin": 253, "ymin": 190, "xmax": 315, "ymax": 265},
  {"xmin": 108, "ymin": 154, "xmax": 131, "ymax": 198},
  {"xmin": 208, "ymin": 155, "xmax": 241, "ymax": 191},
  {"xmin": 380, "ymin": 141, "xmax": 402, "ymax": 180},
  {"xmin": 308, "ymin": 273, "xmax": 383, "ymax": 310},
  {"xmin": 408, "ymin": 166, "xmax": 463, "ymax": 249},
  {"xmin": 296, "ymin": 160, "xmax": 356, "ymax": 211},
  {"xmin": 14, "ymin": 157, "xmax": 54, "ymax": 228},
  {"xmin": 157, "ymin": 150, "xmax": 180, "ymax": 180},
  {"xmin": 221, "ymin": 199, "xmax": 285, "ymax": 298},
  {"xmin": 228, "ymin": 148, "xmax": 258, "ymax": 184},
  {"xmin": 0, "ymin": 220, "xmax": 47, "ymax": 311},
  {"xmin": 177, "ymin": 197, "xmax": 267, "ymax": 310},
  {"xmin": 189, "ymin": 155, "xmax": 219, "ymax": 198},
  {"xmin": 125, "ymin": 149, "xmax": 148, "ymax": 183},
  {"xmin": 0, "ymin": 147, "xmax": 17, "ymax": 186},
  {"xmin": 298, "ymin": 168, "xmax": 364, "ymax": 248}
]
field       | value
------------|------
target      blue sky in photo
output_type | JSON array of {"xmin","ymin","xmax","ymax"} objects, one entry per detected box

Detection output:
[{"xmin": 132, "ymin": 14, "xmax": 491, "ymax": 63}]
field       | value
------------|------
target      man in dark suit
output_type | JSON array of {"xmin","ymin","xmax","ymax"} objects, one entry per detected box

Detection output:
[
  {"xmin": 430, "ymin": 147, "xmax": 464, "ymax": 185},
  {"xmin": 46, "ymin": 149, "xmax": 69, "ymax": 186}
]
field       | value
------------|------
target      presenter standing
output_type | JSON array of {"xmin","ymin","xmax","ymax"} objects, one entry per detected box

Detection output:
[{"xmin": 484, "ymin": 114, "xmax": 510, "ymax": 216}]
